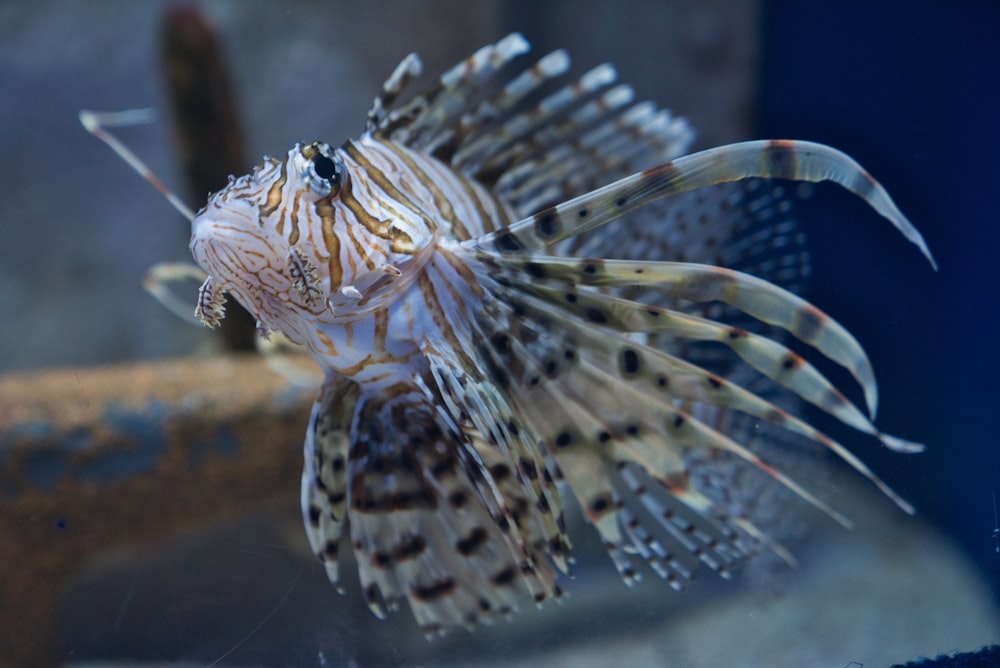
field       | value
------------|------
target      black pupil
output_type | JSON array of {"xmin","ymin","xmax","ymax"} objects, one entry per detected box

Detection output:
[{"xmin": 313, "ymin": 154, "xmax": 338, "ymax": 180}]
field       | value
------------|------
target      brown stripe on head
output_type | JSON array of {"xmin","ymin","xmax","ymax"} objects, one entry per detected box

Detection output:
[
  {"xmin": 315, "ymin": 197, "xmax": 343, "ymax": 289},
  {"xmin": 257, "ymin": 157, "xmax": 288, "ymax": 224},
  {"xmin": 388, "ymin": 223, "xmax": 417, "ymax": 254},
  {"xmin": 343, "ymin": 140, "xmax": 430, "ymax": 252},
  {"xmin": 287, "ymin": 187, "xmax": 303, "ymax": 245}
]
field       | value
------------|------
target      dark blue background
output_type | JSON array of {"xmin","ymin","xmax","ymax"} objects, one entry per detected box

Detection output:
[{"xmin": 760, "ymin": 0, "xmax": 1000, "ymax": 602}]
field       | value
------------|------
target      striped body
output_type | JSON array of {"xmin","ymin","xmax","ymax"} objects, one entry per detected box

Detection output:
[{"xmin": 87, "ymin": 34, "xmax": 935, "ymax": 633}]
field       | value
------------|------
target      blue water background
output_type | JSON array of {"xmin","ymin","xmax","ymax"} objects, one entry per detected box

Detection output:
[{"xmin": 760, "ymin": 0, "xmax": 1000, "ymax": 603}]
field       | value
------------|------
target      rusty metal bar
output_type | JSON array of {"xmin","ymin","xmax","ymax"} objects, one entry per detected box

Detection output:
[{"xmin": 0, "ymin": 355, "xmax": 312, "ymax": 667}]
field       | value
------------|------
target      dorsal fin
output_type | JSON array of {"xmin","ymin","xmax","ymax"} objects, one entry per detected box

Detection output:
[{"xmin": 369, "ymin": 33, "xmax": 694, "ymax": 218}]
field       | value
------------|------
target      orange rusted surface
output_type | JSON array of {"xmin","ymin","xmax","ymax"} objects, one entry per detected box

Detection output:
[{"xmin": 0, "ymin": 355, "xmax": 311, "ymax": 666}]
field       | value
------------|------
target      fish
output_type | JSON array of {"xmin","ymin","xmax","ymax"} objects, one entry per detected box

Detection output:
[{"xmin": 81, "ymin": 33, "xmax": 936, "ymax": 634}]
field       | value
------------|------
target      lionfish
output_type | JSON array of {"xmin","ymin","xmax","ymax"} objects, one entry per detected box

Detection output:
[{"xmin": 82, "ymin": 34, "xmax": 935, "ymax": 633}]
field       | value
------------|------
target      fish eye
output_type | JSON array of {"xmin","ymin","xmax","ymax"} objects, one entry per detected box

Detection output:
[
  {"xmin": 302, "ymin": 143, "xmax": 344, "ymax": 197},
  {"xmin": 314, "ymin": 154, "xmax": 339, "ymax": 180}
]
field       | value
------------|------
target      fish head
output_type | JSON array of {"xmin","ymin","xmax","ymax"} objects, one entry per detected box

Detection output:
[{"xmin": 189, "ymin": 141, "xmax": 424, "ymax": 342}]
